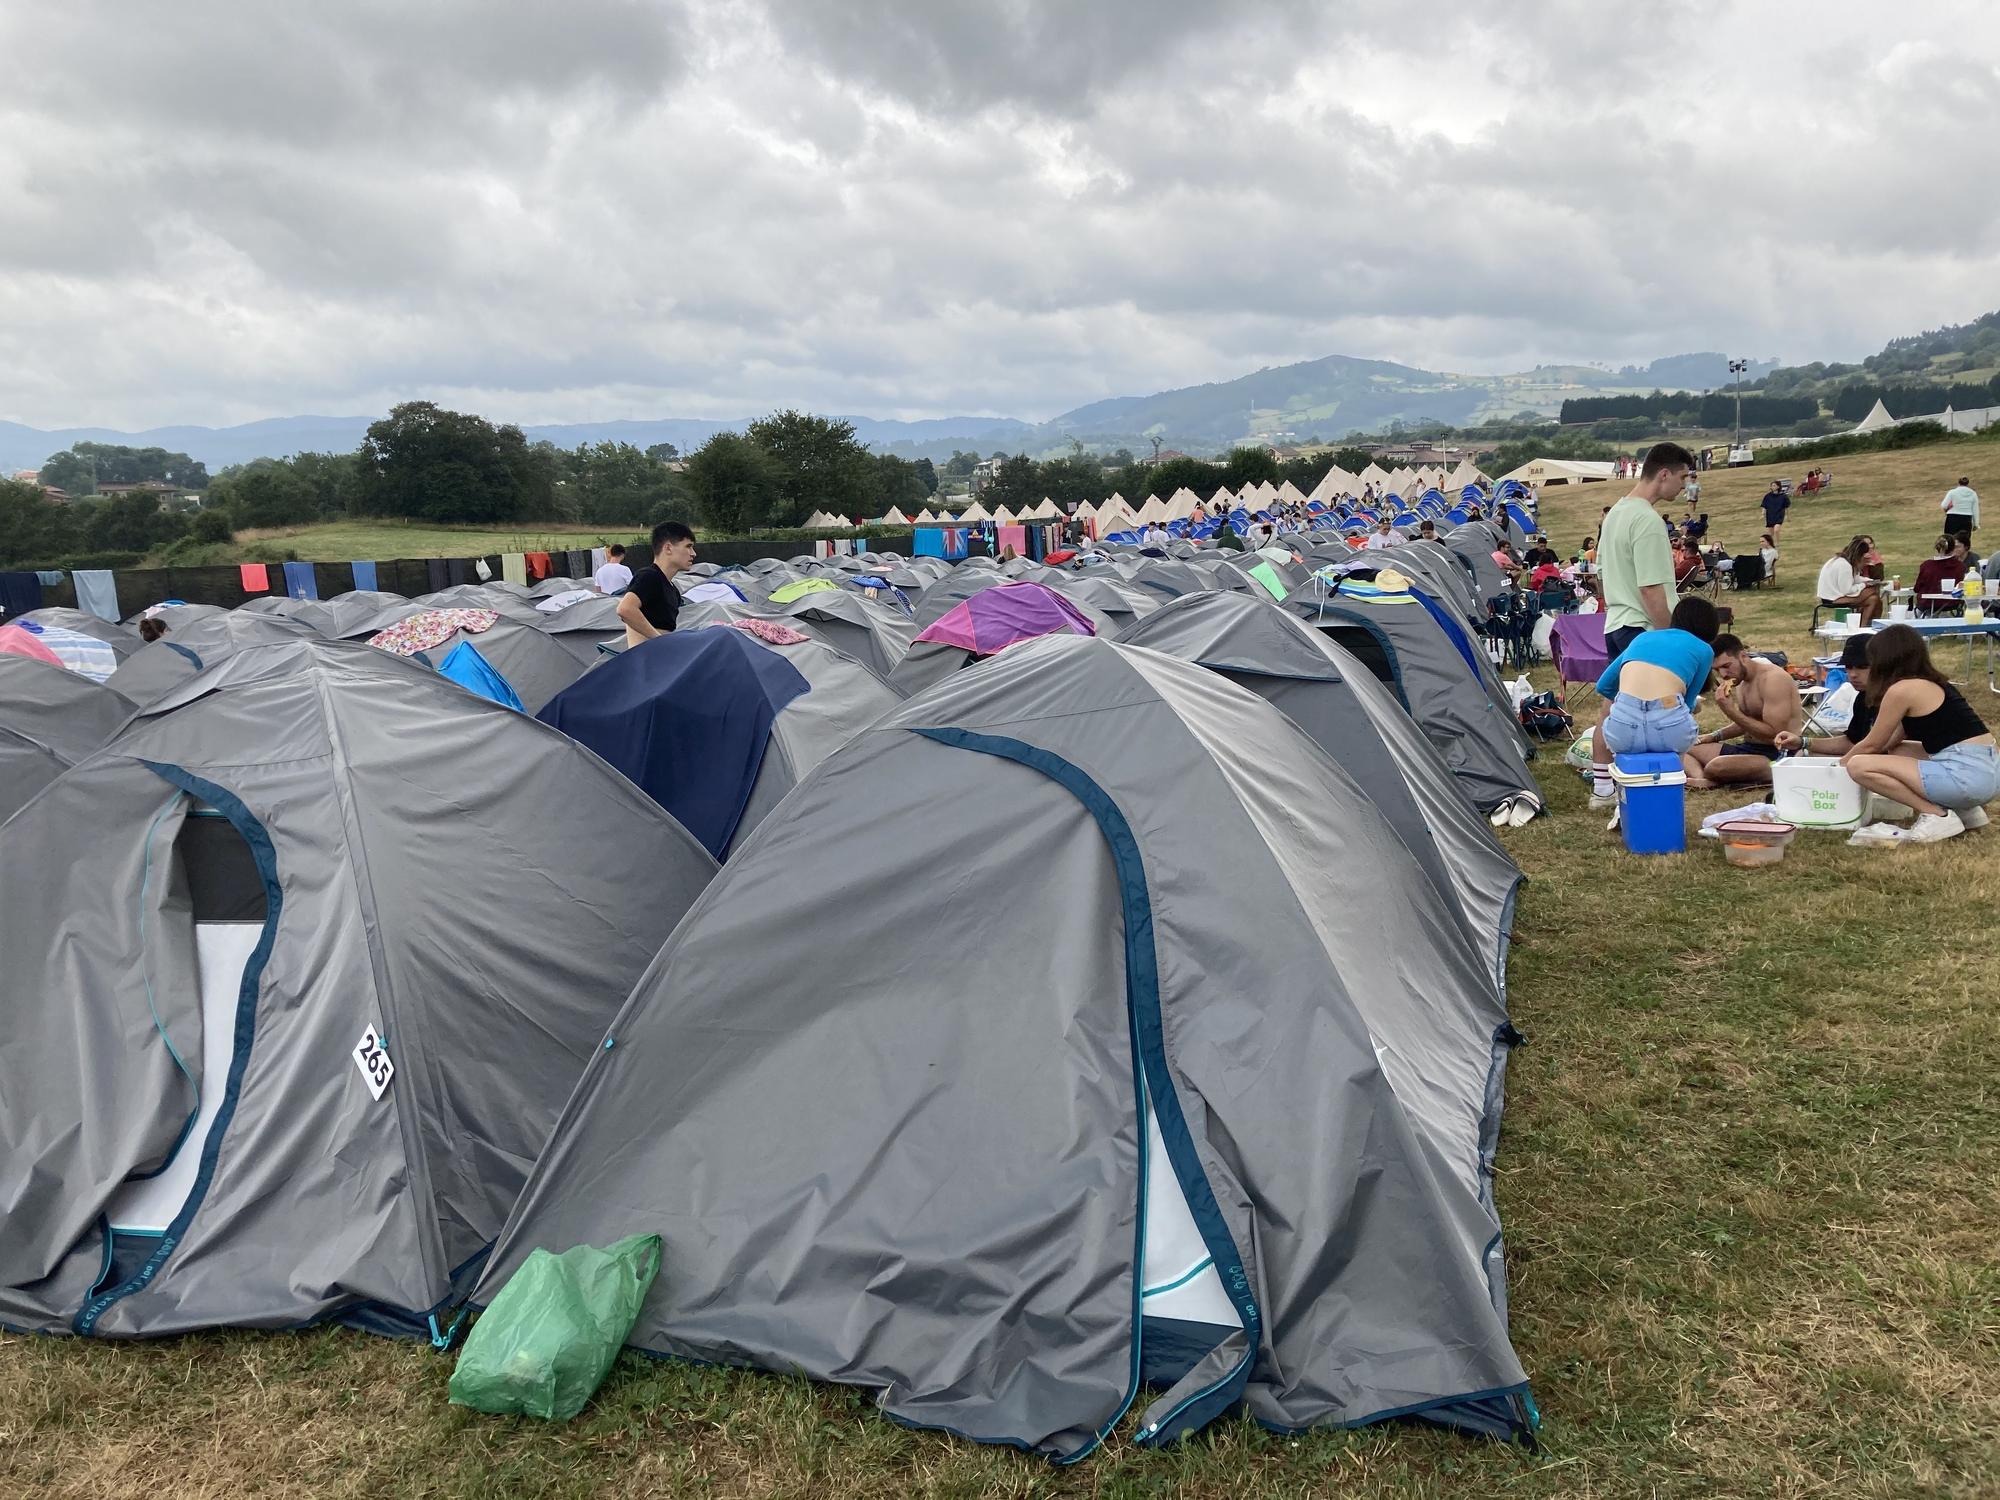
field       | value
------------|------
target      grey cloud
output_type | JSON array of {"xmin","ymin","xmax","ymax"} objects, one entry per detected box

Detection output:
[{"xmin": 0, "ymin": 1, "xmax": 1996, "ymax": 430}]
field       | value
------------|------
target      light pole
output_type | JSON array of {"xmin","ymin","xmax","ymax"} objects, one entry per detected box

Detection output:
[{"xmin": 1728, "ymin": 358, "xmax": 1748, "ymax": 447}]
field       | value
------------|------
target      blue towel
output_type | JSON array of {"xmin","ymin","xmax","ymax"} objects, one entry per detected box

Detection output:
[
  {"xmin": 350, "ymin": 561, "xmax": 377, "ymax": 592},
  {"xmin": 73, "ymin": 570, "xmax": 120, "ymax": 622},
  {"xmin": 35, "ymin": 570, "xmax": 64, "ymax": 587},
  {"xmin": 0, "ymin": 572, "xmax": 43, "ymax": 619},
  {"xmin": 283, "ymin": 561, "xmax": 319, "ymax": 600},
  {"xmin": 436, "ymin": 640, "xmax": 524, "ymax": 710}
]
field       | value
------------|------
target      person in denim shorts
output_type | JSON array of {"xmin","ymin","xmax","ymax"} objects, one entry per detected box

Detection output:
[{"xmin": 1587, "ymin": 597, "xmax": 1721, "ymax": 805}]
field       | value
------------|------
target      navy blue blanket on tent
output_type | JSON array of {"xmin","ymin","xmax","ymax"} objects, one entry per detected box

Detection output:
[{"xmin": 536, "ymin": 628, "xmax": 809, "ymax": 859}]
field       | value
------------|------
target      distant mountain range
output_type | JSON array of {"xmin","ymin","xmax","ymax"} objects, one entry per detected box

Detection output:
[{"xmin": 0, "ymin": 351, "xmax": 1774, "ymax": 474}]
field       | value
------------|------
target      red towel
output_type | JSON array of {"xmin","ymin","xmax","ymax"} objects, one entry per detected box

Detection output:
[
  {"xmin": 526, "ymin": 551, "xmax": 551, "ymax": 582},
  {"xmin": 240, "ymin": 563, "xmax": 270, "ymax": 592}
]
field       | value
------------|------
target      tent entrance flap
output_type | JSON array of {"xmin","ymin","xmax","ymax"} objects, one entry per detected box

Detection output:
[
  {"xmin": 104, "ymin": 922, "xmax": 261, "ymax": 1234},
  {"xmin": 1140, "ymin": 1106, "xmax": 1240, "ymax": 1331}
]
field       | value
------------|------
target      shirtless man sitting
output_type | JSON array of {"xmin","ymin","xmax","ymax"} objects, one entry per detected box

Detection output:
[{"xmin": 1683, "ymin": 635, "xmax": 1802, "ymax": 787}]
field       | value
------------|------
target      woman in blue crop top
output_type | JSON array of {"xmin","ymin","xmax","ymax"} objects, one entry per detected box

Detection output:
[
  {"xmin": 1586, "ymin": 597, "xmax": 1721, "ymax": 806},
  {"xmin": 1842, "ymin": 624, "xmax": 1997, "ymax": 843}
]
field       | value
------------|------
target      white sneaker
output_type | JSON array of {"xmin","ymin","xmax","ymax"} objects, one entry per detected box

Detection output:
[
  {"xmin": 1961, "ymin": 804, "xmax": 1990, "ymax": 831},
  {"xmin": 1508, "ymin": 800, "xmax": 1538, "ymax": 827},
  {"xmin": 1490, "ymin": 800, "xmax": 1513, "ymax": 827},
  {"xmin": 1904, "ymin": 810, "xmax": 1966, "ymax": 844},
  {"xmin": 1587, "ymin": 787, "xmax": 1615, "ymax": 811}
]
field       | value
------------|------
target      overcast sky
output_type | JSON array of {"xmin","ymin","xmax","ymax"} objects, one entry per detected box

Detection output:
[{"xmin": 2, "ymin": 0, "xmax": 1996, "ymax": 430}]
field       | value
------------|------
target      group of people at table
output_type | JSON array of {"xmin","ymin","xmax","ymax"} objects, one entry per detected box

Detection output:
[{"xmin": 1581, "ymin": 447, "xmax": 1996, "ymax": 845}]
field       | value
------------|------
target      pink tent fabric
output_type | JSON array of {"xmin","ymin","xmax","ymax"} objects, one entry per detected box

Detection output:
[
  {"xmin": 914, "ymin": 582, "xmax": 1096, "ymax": 654},
  {"xmin": 0, "ymin": 624, "xmax": 64, "ymax": 666}
]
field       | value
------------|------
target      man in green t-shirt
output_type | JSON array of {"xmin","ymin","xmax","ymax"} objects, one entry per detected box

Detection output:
[{"xmin": 1587, "ymin": 442, "xmax": 1694, "ymax": 811}]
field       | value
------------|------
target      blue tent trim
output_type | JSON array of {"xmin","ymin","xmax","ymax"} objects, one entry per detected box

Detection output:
[
  {"xmin": 914, "ymin": 726, "xmax": 1262, "ymax": 1458},
  {"xmin": 74, "ymin": 764, "xmax": 284, "ymax": 1335},
  {"xmin": 435, "ymin": 640, "xmax": 524, "ymax": 711}
]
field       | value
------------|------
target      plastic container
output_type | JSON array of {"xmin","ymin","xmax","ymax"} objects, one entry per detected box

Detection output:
[
  {"xmin": 1772, "ymin": 756, "xmax": 1867, "ymax": 829},
  {"xmin": 1716, "ymin": 819, "xmax": 1797, "ymax": 867},
  {"xmin": 1611, "ymin": 752, "xmax": 1687, "ymax": 855}
]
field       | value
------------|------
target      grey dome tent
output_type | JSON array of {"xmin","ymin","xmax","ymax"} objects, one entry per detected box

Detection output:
[
  {"xmin": 105, "ymin": 609, "xmax": 320, "ymax": 707},
  {"xmin": 0, "ymin": 637, "xmax": 717, "ymax": 1339},
  {"xmin": 1119, "ymin": 592, "xmax": 1522, "ymax": 990},
  {"xmin": 476, "ymin": 634, "xmax": 1534, "ymax": 1459},
  {"xmin": 12, "ymin": 607, "xmax": 141, "ymax": 663},
  {"xmin": 360, "ymin": 607, "xmax": 588, "ymax": 714},
  {"xmin": 1289, "ymin": 584, "xmax": 1540, "ymax": 814},
  {"xmin": 0, "ymin": 655, "xmax": 135, "ymax": 823},
  {"xmin": 1440, "ymin": 521, "xmax": 1510, "ymax": 604}
]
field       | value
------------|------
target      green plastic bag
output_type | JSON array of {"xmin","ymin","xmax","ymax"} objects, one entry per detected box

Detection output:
[{"xmin": 448, "ymin": 1233, "xmax": 662, "ymax": 1421}]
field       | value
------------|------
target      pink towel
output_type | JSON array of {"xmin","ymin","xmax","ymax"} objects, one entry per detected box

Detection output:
[
  {"xmin": 997, "ymin": 524, "xmax": 1029, "ymax": 556},
  {"xmin": 239, "ymin": 563, "xmax": 270, "ymax": 592}
]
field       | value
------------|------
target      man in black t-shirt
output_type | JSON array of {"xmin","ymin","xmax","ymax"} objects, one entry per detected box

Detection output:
[{"xmin": 618, "ymin": 520, "xmax": 698, "ymax": 648}]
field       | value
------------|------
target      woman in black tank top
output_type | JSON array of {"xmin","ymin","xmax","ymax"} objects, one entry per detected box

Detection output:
[{"xmin": 1839, "ymin": 624, "xmax": 1998, "ymax": 842}]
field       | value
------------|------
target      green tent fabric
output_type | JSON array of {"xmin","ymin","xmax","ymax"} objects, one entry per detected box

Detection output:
[
  {"xmin": 768, "ymin": 578, "xmax": 842, "ymax": 604},
  {"xmin": 1247, "ymin": 561, "xmax": 1289, "ymax": 601}
]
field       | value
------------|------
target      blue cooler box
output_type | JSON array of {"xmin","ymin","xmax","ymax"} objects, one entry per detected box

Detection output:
[{"xmin": 1611, "ymin": 752, "xmax": 1688, "ymax": 855}]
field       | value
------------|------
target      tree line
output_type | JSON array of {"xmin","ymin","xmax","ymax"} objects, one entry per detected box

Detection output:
[
  {"xmin": 1826, "ymin": 377, "xmax": 2000, "ymax": 422},
  {"xmin": 1558, "ymin": 391, "xmax": 1820, "ymax": 427}
]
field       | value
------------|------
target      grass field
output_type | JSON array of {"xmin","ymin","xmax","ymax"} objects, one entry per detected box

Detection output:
[
  {"xmin": 6, "ymin": 444, "xmax": 1998, "ymax": 1499},
  {"xmin": 157, "ymin": 519, "xmax": 648, "ymax": 567}
]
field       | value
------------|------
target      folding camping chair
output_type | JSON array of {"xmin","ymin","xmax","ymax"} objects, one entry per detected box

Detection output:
[{"xmin": 1548, "ymin": 611, "xmax": 1611, "ymax": 712}]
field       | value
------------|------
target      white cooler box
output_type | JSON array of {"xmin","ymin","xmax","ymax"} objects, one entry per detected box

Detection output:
[{"xmin": 1772, "ymin": 757, "xmax": 1866, "ymax": 829}]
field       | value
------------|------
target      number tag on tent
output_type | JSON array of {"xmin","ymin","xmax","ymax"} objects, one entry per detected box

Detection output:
[{"xmin": 353, "ymin": 1025, "xmax": 394, "ymax": 1101}]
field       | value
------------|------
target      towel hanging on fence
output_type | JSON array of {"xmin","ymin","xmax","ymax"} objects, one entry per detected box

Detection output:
[
  {"xmin": 525, "ymin": 551, "xmax": 551, "ymax": 582},
  {"xmin": 239, "ymin": 563, "xmax": 270, "ymax": 593},
  {"xmin": 350, "ymin": 561, "xmax": 378, "ymax": 592},
  {"xmin": 500, "ymin": 553, "xmax": 528, "ymax": 586},
  {"xmin": 568, "ymin": 549, "xmax": 592, "ymax": 578},
  {"xmin": 0, "ymin": 572, "xmax": 43, "ymax": 620},
  {"xmin": 282, "ymin": 561, "xmax": 319, "ymax": 600},
  {"xmin": 73, "ymin": 570, "xmax": 120, "ymax": 622},
  {"xmin": 35, "ymin": 570, "xmax": 64, "ymax": 588}
]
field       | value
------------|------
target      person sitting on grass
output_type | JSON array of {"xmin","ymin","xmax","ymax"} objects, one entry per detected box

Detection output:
[
  {"xmin": 1816, "ymin": 536, "xmax": 1882, "ymax": 626},
  {"xmin": 1585, "ymin": 596, "xmax": 1722, "ymax": 811},
  {"xmin": 1839, "ymin": 623, "xmax": 1997, "ymax": 843},
  {"xmin": 1683, "ymin": 635, "xmax": 1801, "ymax": 788},
  {"xmin": 1775, "ymin": 634, "xmax": 1878, "ymax": 759}
]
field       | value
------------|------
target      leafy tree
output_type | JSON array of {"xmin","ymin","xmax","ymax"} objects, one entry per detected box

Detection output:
[
  {"xmin": 942, "ymin": 449, "xmax": 979, "ymax": 477},
  {"xmin": 745, "ymin": 410, "xmax": 879, "ymax": 526},
  {"xmin": 214, "ymin": 464, "xmax": 318, "ymax": 528},
  {"xmin": 873, "ymin": 454, "xmax": 931, "ymax": 513},
  {"xmin": 563, "ymin": 441, "xmax": 680, "ymax": 525},
  {"xmin": 38, "ymin": 442, "xmax": 208, "ymax": 494},
  {"xmin": 982, "ymin": 453, "xmax": 1042, "ymax": 512},
  {"xmin": 1221, "ymin": 446, "xmax": 1281, "ymax": 489},
  {"xmin": 286, "ymin": 450, "xmax": 361, "ymax": 519},
  {"xmin": 644, "ymin": 442, "xmax": 680, "ymax": 463},
  {"xmin": 682, "ymin": 431, "xmax": 784, "ymax": 533},
  {"xmin": 189, "ymin": 508, "xmax": 234, "ymax": 544},
  {"xmin": 1142, "ymin": 455, "xmax": 1223, "ymax": 499},
  {"xmin": 912, "ymin": 457, "xmax": 939, "ymax": 495},
  {"xmin": 37, "ymin": 449, "xmax": 98, "ymax": 496},
  {"xmin": 82, "ymin": 492, "xmax": 190, "ymax": 554},
  {"xmin": 0, "ymin": 481, "xmax": 82, "ymax": 566},
  {"xmin": 354, "ymin": 401, "xmax": 536, "ymax": 524}
]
